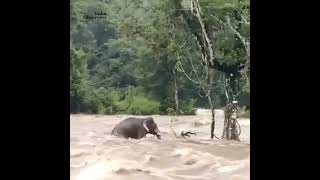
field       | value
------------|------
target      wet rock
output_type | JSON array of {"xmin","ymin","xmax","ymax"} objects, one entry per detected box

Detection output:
[
  {"xmin": 184, "ymin": 159, "xmax": 197, "ymax": 165},
  {"xmin": 145, "ymin": 154, "xmax": 156, "ymax": 161},
  {"xmin": 135, "ymin": 169, "xmax": 151, "ymax": 173},
  {"xmin": 114, "ymin": 168, "xmax": 131, "ymax": 175}
]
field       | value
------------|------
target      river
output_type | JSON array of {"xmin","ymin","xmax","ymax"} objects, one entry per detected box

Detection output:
[{"xmin": 70, "ymin": 111, "xmax": 250, "ymax": 180}]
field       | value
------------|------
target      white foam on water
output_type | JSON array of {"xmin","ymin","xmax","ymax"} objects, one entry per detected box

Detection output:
[
  {"xmin": 172, "ymin": 148, "xmax": 192, "ymax": 156},
  {"xmin": 76, "ymin": 160, "xmax": 112, "ymax": 180},
  {"xmin": 217, "ymin": 165, "xmax": 240, "ymax": 172},
  {"xmin": 71, "ymin": 115, "xmax": 250, "ymax": 180}
]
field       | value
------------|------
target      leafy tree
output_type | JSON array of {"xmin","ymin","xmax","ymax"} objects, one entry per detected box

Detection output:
[{"xmin": 69, "ymin": 0, "xmax": 250, "ymax": 128}]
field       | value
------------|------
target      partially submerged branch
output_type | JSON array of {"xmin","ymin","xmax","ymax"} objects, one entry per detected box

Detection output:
[
  {"xmin": 170, "ymin": 118, "xmax": 197, "ymax": 139},
  {"xmin": 181, "ymin": 131, "xmax": 197, "ymax": 138}
]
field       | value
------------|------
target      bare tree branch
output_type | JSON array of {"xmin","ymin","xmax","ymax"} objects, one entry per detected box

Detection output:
[
  {"xmin": 209, "ymin": 14, "xmax": 250, "ymax": 74},
  {"xmin": 224, "ymin": 77, "xmax": 230, "ymax": 102},
  {"xmin": 187, "ymin": 51, "xmax": 210, "ymax": 97},
  {"xmin": 191, "ymin": 0, "xmax": 215, "ymax": 67},
  {"xmin": 240, "ymin": 14, "xmax": 250, "ymax": 25},
  {"xmin": 209, "ymin": 14, "xmax": 249, "ymax": 56},
  {"xmin": 176, "ymin": 60, "xmax": 201, "ymax": 84},
  {"xmin": 225, "ymin": 16, "xmax": 250, "ymax": 57},
  {"xmin": 170, "ymin": 118, "xmax": 179, "ymax": 138},
  {"xmin": 197, "ymin": 88, "xmax": 209, "ymax": 98}
]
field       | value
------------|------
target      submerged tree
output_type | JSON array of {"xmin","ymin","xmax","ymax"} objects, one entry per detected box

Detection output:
[{"xmin": 168, "ymin": 0, "xmax": 249, "ymax": 140}]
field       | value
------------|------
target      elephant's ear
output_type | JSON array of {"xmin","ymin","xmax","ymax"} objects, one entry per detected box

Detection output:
[{"xmin": 143, "ymin": 119, "xmax": 151, "ymax": 132}]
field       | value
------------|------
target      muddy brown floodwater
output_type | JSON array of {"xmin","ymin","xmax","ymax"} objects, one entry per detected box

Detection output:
[{"xmin": 70, "ymin": 112, "xmax": 250, "ymax": 180}]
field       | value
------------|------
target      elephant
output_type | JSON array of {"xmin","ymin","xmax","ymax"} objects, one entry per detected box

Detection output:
[{"xmin": 111, "ymin": 117, "xmax": 161, "ymax": 139}]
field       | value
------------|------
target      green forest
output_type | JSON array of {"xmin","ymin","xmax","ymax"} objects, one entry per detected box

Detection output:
[{"xmin": 70, "ymin": 0, "xmax": 250, "ymax": 116}]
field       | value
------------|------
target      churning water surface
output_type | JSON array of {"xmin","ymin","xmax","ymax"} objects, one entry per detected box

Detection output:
[{"xmin": 70, "ymin": 111, "xmax": 250, "ymax": 180}]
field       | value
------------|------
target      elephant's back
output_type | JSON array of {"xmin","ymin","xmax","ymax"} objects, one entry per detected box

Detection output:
[
  {"xmin": 121, "ymin": 117, "xmax": 144, "ymax": 124},
  {"xmin": 111, "ymin": 118, "xmax": 144, "ymax": 137}
]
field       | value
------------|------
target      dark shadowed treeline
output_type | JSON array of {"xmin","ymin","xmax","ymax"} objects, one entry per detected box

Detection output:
[{"xmin": 70, "ymin": 0, "xmax": 250, "ymax": 115}]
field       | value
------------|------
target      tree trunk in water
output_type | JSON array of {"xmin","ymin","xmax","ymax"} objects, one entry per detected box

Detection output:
[
  {"xmin": 222, "ymin": 105, "xmax": 240, "ymax": 141},
  {"xmin": 207, "ymin": 68, "xmax": 216, "ymax": 139},
  {"xmin": 174, "ymin": 72, "xmax": 179, "ymax": 115},
  {"xmin": 230, "ymin": 106, "xmax": 240, "ymax": 141},
  {"xmin": 222, "ymin": 107, "xmax": 231, "ymax": 139},
  {"xmin": 226, "ymin": 118, "xmax": 231, "ymax": 140},
  {"xmin": 231, "ymin": 118, "xmax": 240, "ymax": 141},
  {"xmin": 222, "ymin": 73, "xmax": 241, "ymax": 141},
  {"xmin": 221, "ymin": 113, "xmax": 228, "ymax": 139},
  {"xmin": 209, "ymin": 95, "xmax": 215, "ymax": 139}
]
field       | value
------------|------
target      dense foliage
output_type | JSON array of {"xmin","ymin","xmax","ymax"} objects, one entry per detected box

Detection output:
[{"xmin": 70, "ymin": 0, "xmax": 250, "ymax": 115}]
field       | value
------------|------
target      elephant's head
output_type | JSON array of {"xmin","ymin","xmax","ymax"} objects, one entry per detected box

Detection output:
[{"xmin": 143, "ymin": 117, "xmax": 161, "ymax": 139}]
